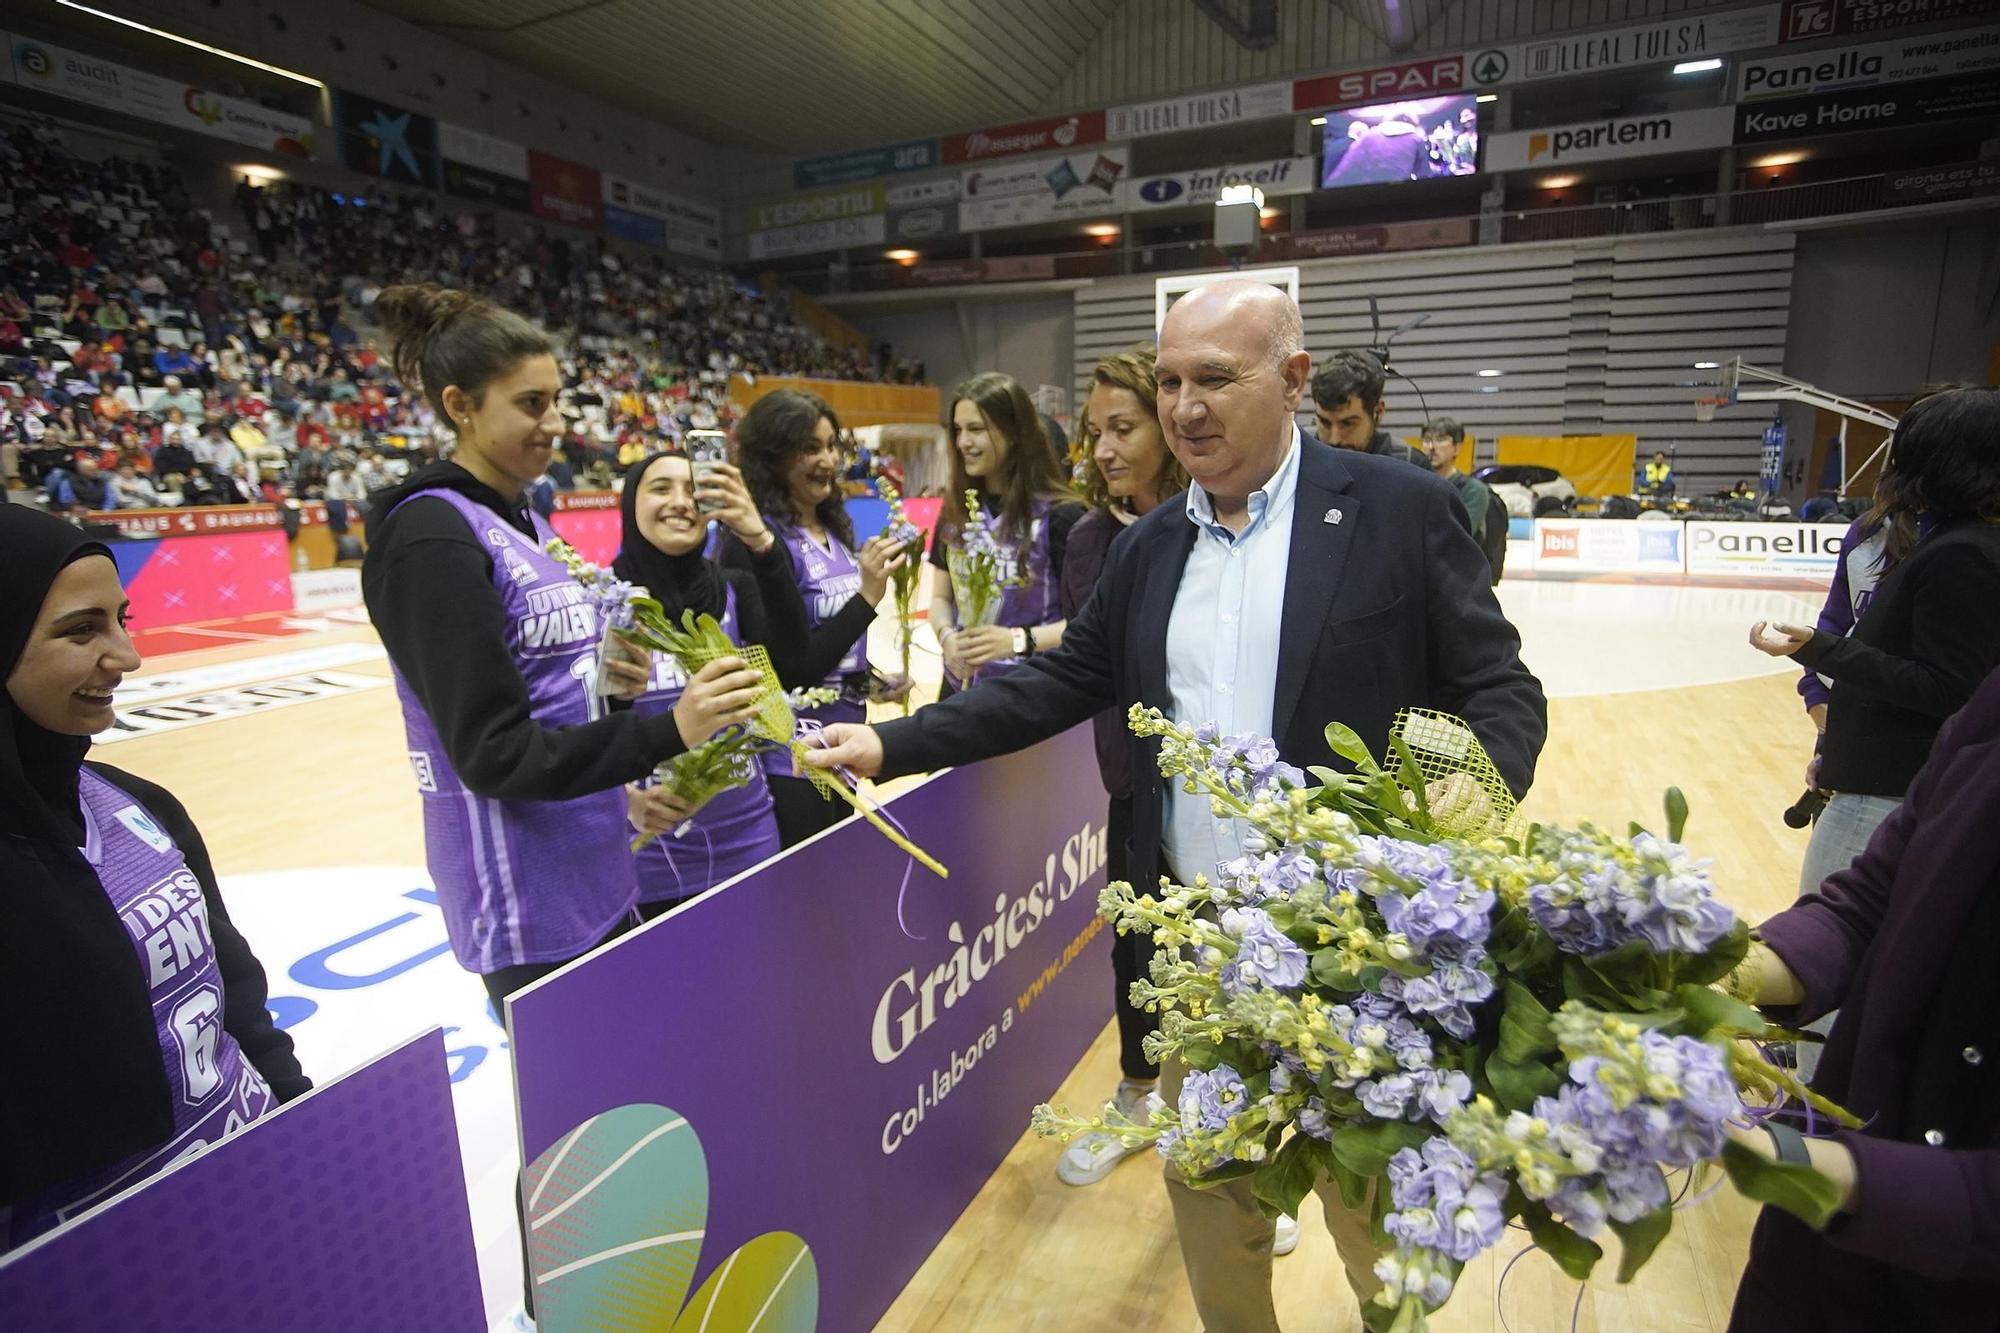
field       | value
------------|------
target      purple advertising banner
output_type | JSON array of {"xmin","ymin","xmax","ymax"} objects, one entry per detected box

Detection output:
[
  {"xmin": 0, "ymin": 1029, "xmax": 483, "ymax": 1331},
  {"xmin": 509, "ymin": 725, "xmax": 1114, "ymax": 1332}
]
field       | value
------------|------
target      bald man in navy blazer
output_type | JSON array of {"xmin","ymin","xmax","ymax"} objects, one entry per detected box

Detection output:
[{"xmin": 811, "ymin": 279, "xmax": 1546, "ymax": 1330}]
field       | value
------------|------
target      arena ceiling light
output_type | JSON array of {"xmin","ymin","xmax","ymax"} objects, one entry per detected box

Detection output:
[
  {"xmin": 1082, "ymin": 222, "xmax": 1122, "ymax": 237},
  {"xmin": 1694, "ymin": 361, "xmax": 1721, "ymax": 369},
  {"xmin": 55, "ymin": 1, "xmax": 326, "ymax": 88},
  {"xmin": 1475, "ymin": 94, "xmax": 1498, "ymax": 104},
  {"xmin": 1540, "ymin": 174, "xmax": 1579, "ymax": 190},
  {"xmin": 1673, "ymin": 58, "xmax": 1724, "ymax": 74},
  {"xmin": 1477, "ymin": 369, "xmax": 1503, "ymax": 377},
  {"xmin": 235, "ymin": 163, "xmax": 287, "ymax": 184},
  {"xmin": 1310, "ymin": 117, "xmax": 1328, "ymax": 126},
  {"xmin": 1753, "ymin": 151, "xmax": 1810, "ymax": 168}
]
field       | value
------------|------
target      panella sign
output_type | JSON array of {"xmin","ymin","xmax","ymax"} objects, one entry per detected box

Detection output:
[
  {"xmin": 941, "ymin": 110, "xmax": 1107, "ymax": 164},
  {"xmin": 1293, "ymin": 55, "xmax": 1467, "ymax": 112}
]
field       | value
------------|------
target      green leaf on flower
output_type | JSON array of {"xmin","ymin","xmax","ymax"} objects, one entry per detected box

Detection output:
[
  {"xmin": 1664, "ymin": 786, "xmax": 1690, "ymax": 842},
  {"xmin": 1323, "ymin": 722, "xmax": 1381, "ymax": 772},
  {"xmin": 1721, "ymin": 1138, "xmax": 1846, "ymax": 1230},
  {"xmin": 1674, "ymin": 920, "xmax": 1751, "ymax": 988},
  {"xmin": 1184, "ymin": 1158, "xmax": 1263, "ymax": 1190},
  {"xmin": 1327, "ymin": 1152, "xmax": 1370, "ymax": 1210},
  {"xmin": 1329, "ymin": 1119, "xmax": 1431, "ymax": 1177},
  {"xmin": 1497, "ymin": 980, "xmax": 1557, "ymax": 1063},
  {"xmin": 1252, "ymin": 1133, "xmax": 1326, "ymax": 1220},
  {"xmin": 1609, "ymin": 1207, "xmax": 1673, "ymax": 1283},
  {"xmin": 1485, "ymin": 1051, "xmax": 1562, "ymax": 1111},
  {"xmin": 1516, "ymin": 1196, "xmax": 1603, "ymax": 1281},
  {"xmin": 1488, "ymin": 907, "xmax": 1556, "ymax": 973},
  {"xmin": 1178, "ymin": 1035, "xmax": 1221, "ymax": 1071},
  {"xmin": 1675, "ymin": 983, "xmax": 1773, "ymax": 1039},
  {"xmin": 1311, "ymin": 950, "xmax": 1361, "ymax": 992},
  {"xmin": 1388, "ymin": 736, "xmax": 1429, "ymax": 815}
]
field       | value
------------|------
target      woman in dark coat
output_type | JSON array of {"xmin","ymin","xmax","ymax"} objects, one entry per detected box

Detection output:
[
  {"xmin": 0, "ymin": 505, "xmax": 309, "ymax": 1251},
  {"xmin": 1728, "ymin": 663, "xmax": 2000, "ymax": 1330}
]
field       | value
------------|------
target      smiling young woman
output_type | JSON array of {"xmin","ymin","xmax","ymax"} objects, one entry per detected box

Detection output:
[
  {"xmin": 360, "ymin": 284, "xmax": 764, "ymax": 1007},
  {"xmin": 928, "ymin": 372, "xmax": 1084, "ymax": 696},
  {"xmin": 1, "ymin": 504, "xmax": 308, "ymax": 1253},
  {"xmin": 724, "ymin": 389, "xmax": 911, "ymax": 845}
]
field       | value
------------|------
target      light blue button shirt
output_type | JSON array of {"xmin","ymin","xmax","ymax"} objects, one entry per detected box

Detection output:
[{"xmin": 1161, "ymin": 427, "xmax": 1302, "ymax": 882}]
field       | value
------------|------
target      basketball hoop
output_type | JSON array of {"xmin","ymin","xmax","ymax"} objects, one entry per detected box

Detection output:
[{"xmin": 1695, "ymin": 396, "xmax": 1725, "ymax": 422}]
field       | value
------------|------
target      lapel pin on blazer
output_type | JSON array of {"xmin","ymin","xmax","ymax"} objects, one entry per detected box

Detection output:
[{"xmin": 1324, "ymin": 508, "xmax": 1343, "ymax": 525}]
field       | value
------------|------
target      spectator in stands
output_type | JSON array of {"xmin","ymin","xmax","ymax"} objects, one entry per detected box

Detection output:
[
  {"xmin": 1748, "ymin": 387, "xmax": 2000, "ymax": 1078},
  {"xmin": 150, "ymin": 427, "xmax": 195, "ymax": 484},
  {"xmin": 356, "ymin": 449, "xmax": 394, "ymax": 494},
  {"xmin": 155, "ymin": 376, "xmax": 204, "ymax": 424},
  {"xmin": 1310, "ymin": 350, "xmax": 1427, "ymax": 467},
  {"xmin": 1642, "ymin": 449, "xmax": 1675, "ymax": 495},
  {"xmin": 152, "ymin": 344, "xmax": 200, "ymax": 387},
  {"xmin": 1420, "ymin": 416, "xmax": 1507, "ymax": 584},
  {"xmin": 45, "ymin": 456, "xmax": 114, "ymax": 513},
  {"xmin": 110, "ymin": 463, "xmax": 160, "ymax": 509}
]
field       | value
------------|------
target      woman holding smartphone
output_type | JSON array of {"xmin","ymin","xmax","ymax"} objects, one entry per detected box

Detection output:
[
  {"xmin": 928, "ymin": 372, "xmax": 1083, "ymax": 695},
  {"xmin": 723, "ymin": 389, "xmax": 909, "ymax": 845}
]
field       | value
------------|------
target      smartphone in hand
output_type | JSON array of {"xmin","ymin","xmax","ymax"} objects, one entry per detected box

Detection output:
[{"xmin": 686, "ymin": 429, "xmax": 728, "ymax": 515}]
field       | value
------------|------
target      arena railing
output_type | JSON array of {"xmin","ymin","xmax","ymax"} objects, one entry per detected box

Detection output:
[{"xmin": 799, "ymin": 172, "xmax": 1930, "ymax": 296}]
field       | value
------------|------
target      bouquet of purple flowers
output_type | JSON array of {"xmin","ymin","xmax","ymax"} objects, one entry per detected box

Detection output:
[{"xmin": 1034, "ymin": 706, "xmax": 1852, "ymax": 1331}]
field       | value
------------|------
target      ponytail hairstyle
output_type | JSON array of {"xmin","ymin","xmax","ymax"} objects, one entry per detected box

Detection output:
[
  {"xmin": 372, "ymin": 283, "xmax": 552, "ymax": 433},
  {"xmin": 734, "ymin": 388, "xmax": 855, "ymax": 548},
  {"xmin": 938, "ymin": 371, "xmax": 1073, "ymax": 550}
]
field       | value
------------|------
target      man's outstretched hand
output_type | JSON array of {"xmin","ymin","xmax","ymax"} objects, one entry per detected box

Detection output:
[{"xmin": 800, "ymin": 722, "xmax": 885, "ymax": 778}]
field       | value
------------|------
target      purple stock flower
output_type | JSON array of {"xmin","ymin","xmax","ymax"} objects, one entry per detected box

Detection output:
[
  {"xmin": 1298, "ymin": 1098, "xmax": 1333, "ymax": 1141},
  {"xmin": 1218, "ymin": 907, "xmax": 1309, "ymax": 994},
  {"xmin": 1177, "ymin": 1065, "xmax": 1250, "ymax": 1133},
  {"xmin": 1360, "ymin": 1074, "xmax": 1416, "ymax": 1120}
]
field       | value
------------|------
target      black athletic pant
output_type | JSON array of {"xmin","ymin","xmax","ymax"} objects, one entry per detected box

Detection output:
[
  {"xmin": 769, "ymin": 773, "xmax": 846, "ymax": 848},
  {"xmin": 1106, "ymin": 794, "xmax": 1160, "ymax": 1081}
]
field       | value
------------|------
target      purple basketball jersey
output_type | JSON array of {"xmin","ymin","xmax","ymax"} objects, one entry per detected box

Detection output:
[
  {"xmin": 8, "ymin": 771, "xmax": 275, "ymax": 1246},
  {"xmin": 388, "ymin": 489, "xmax": 638, "ymax": 973},
  {"xmin": 763, "ymin": 517, "xmax": 868, "ymax": 777},
  {"xmin": 945, "ymin": 497, "xmax": 1059, "ymax": 688},
  {"xmin": 628, "ymin": 585, "xmax": 782, "ymax": 902}
]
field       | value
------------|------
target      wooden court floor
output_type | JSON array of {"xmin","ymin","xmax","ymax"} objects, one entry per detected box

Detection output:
[{"xmin": 109, "ymin": 617, "xmax": 1818, "ymax": 1333}]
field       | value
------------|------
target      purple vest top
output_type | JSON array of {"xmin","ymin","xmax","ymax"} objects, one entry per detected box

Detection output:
[
  {"xmin": 628, "ymin": 584, "xmax": 782, "ymax": 901},
  {"xmin": 10, "ymin": 771, "xmax": 275, "ymax": 1245},
  {"xmin": 945, "ymin": 497, "xmax": 1059, "ymax": 687},
  {"xmin": 766, "ymin": 517, "xmax": 868, "ymax": 775},
  {"xmin": 388, "ymin": 489, "xmax": 638, "ymax": 973}
]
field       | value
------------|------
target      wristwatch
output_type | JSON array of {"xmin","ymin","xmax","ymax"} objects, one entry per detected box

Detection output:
[{"xmin": 1011, "ymin": 626, "xmax": 1029, "ymax": 656}]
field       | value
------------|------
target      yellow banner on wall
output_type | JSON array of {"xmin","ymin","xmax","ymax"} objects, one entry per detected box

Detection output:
[
  {"xmin": 729, "ymin": 375, "xmax": 941, "ymax": 428},
  {"xmin": 1496, "ymin": 435, "xmax": 1638, "ymax": 498}
]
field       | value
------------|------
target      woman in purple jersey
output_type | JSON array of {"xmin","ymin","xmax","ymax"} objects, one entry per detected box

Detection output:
[
  {"xmin": 360, "ymin": 284, "xmax": 767, "ymax": 1008},
  {"xmin": 1, "ymin": 505, "xmax": 309, "ymax": 1251},
  {"xmin": 614, "ymin": 449, "xmax": 811, "ymax": 908},
  {"xmin": 723, "ymin": 388, "xmax": 910, "ymax": 845},
  {"xmin": 929, "ymin": 372, "xmax": 1085, "ymax": 697}
]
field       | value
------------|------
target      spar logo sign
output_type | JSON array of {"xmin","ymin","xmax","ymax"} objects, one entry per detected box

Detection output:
[{"xmin": 1471, "ymin": 49, "xmax": 1511, "ymax": 84}]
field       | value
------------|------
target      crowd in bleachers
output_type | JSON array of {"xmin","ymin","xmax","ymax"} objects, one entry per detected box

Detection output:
[{"xmin": 0, "ymin": 120, "xmax": 917, "ymax": 515}]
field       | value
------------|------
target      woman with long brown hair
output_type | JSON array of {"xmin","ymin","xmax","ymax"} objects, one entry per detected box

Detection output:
[
  {"xmin": 927, "ymin": 371, "xmax": 1083, "ymax": 694},
  {"xmin": 1051, "ymin": 344, "xmax": 1189, "ymax": 1187}
]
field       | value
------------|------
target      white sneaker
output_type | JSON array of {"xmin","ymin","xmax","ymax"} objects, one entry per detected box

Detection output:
[
  {"xmin": 1056, "ymin": 1083, "xmax": 1162, "ymax": 1186},
  {"xmin": 1273, "ymin": 1213, "xmax": 1301, "ymax": 1257},
  {"xmin": 505, "ymin": 1309, "xmax": 537, "ymax": 1332}
]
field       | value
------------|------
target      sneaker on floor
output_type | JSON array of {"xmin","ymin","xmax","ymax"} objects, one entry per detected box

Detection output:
[
  {"xmin": 505, "ymin": 1309, "xmax": 536, "ymax": 1332},
  {"xmin": 1273, "ymin": 1213, "xmax": 1301, "ymax": 1257},
  {"xmin": 1055, "ymin": 1083, "xmax": 1161, "ymax": 1186}
]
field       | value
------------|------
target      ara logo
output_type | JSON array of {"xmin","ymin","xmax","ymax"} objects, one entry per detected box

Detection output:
[{"xmin": 1140, "ymin": 178, "xmax": 1185, "ymax": 204}]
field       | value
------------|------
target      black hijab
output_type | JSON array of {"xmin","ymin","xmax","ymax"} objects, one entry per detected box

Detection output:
[
  {"xmin": 0, "ymin": 504, "xmax": 174, "ymax": 1205},
  {"xmin": 0, "ymin": 505, "xmax": 109, "ymax": 843},
  {"xmin": 612, "ymin": 452, "xmax": 726, "ymax": 621}
]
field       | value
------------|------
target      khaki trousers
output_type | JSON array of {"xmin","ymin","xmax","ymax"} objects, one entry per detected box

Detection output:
[{"xmin": 1161, "ymin": 1054, "xmax": 1383, "ymax": 1332}]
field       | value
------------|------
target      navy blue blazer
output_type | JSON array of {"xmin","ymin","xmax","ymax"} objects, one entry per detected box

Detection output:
[{"xmin": 877, "ymin": 437, "xmax": 1547, "ymax": 888}]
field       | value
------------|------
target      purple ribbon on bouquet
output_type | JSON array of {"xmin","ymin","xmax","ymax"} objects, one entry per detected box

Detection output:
[{"xmin": 794, "ymin": 719, "xmax": 929, "ymax": 942}]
